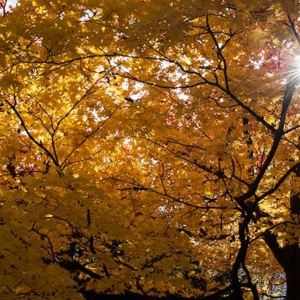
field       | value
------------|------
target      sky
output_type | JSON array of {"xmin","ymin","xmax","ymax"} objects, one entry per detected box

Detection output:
[{"xmin": 7, "ymin": 0, "xmax": 17, "ymax": 8}]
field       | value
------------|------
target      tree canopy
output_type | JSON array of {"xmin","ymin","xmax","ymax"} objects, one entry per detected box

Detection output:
[{"xmin": 1, "ymin": 0, "xmax": 300, "ymax": 299}]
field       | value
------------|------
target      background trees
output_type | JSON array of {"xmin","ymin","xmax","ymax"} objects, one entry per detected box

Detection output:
[{"xmin": 0, "ymin": 0, "xmax": 300, "ymax": 299}]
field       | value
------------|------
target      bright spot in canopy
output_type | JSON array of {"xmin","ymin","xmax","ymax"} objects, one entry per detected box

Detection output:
[
  {"xmin": 294, "ymin": 55, "xmax": 300, "ymax": 74},
  {"xmin": 285, "ymin": 54, "xmax": 300, "ymax": 83}
]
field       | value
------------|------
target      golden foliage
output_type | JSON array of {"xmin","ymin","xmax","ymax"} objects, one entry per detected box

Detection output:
[{"xmin": 0, "ymin": 0, "xmax": 300, "ymax": 299}]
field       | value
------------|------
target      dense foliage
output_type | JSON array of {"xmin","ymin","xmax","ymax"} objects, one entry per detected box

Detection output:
[{"xmin": 1, "ymin": 0, "xmax": 300, "ymax": 299}]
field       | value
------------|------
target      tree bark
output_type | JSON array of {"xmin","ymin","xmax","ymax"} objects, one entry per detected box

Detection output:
[
  {"xmin": 264, "ymin": 232, "xmax": 300, "ymax": 300},
  {"xmin": 262, "ymin": 164, "xmax": 300, "ymax": 299},
  {"xmin": 283, "ymin": 244, "xmax": 300, "ymax": 300}
]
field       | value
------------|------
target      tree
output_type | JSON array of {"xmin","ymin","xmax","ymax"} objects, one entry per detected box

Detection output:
[{"xmin": 0, "ymin": 0, "xmax": 300, "ymax": 299}]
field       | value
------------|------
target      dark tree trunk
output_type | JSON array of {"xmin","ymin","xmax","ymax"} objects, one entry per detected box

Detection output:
[
  {"xmin": 283, "ymin": 244, "xmax": 300, "ymax": 300},
  {"xmin": 264, "ymin": 232, "xmax": 300, "ymax": 300},
  {"xmin": 262, "ymin": 164, "xmax": 300, "ymax": 299}
]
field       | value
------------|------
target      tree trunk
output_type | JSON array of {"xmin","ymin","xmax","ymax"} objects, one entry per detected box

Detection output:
[
  {"xmin": 262, "ymin": 166, "xmax": 300, "ymax": 299},
  {"xmin": 264, "ymin": 232, "xmax": 300, "ymax": 300},
  {"xmin": 283, "ymin": 244, "xmax": 300, "ymax": 300}
]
